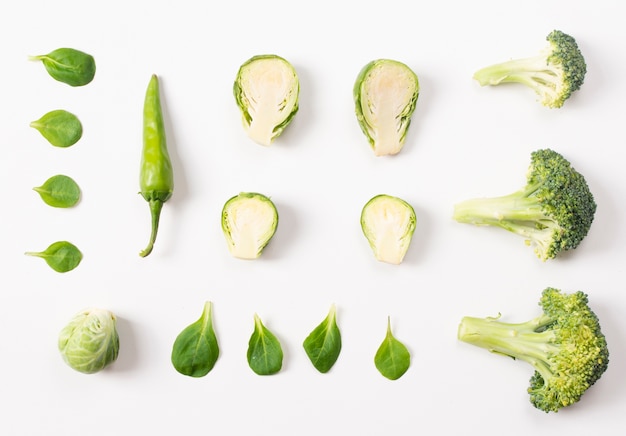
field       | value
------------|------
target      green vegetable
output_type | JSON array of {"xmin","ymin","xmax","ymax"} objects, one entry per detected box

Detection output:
[
  {"xmin": 221, "ymin": 192, "xmax": 278, "ymax": 259},
  {"xmin": 453, "ymin": 148, "xmax": 596, "ymax": 261},
  {"xmin": 139, "ymin": 74, "xmax": 174, "ymax": 257},
  {"xmin": 473, "ymin": 30, "xmax": 586, "ymax": 108},
  {"xmin": 234, "ymin": 54, "xmax": 300, "ymax": 146},
  {"xmin": 374, "ymin": 317, "xmax": 411, "ymax": 380},
  {"xmin": 33, "ymin": 174, "xmax": 81, "ymax": 208},
  {"xmin": 29, "ymin": 48, "xmax": 96, "ymax": 87},
  {"xmin": 171, "ymin": 301, "xmax": 220, "ymax": 378},
  {"xmin": 361, "ymin": 194, "xmax": 416, "ymax": 264},
  {"xmin": 247, "ymin": 314, "xmax": 283, "ymax": 375},
  {"xmin": 354, "ymin": 59, "xmax": 419, "ymax": 156},
  {"xmin": 25, "ymin": 241, "xmax": 82, "ymax": 273},
  {"xmin": 303, "ymin": 304, "xmax": 342, "ymax": 373},
  {"xmin": 30, "ymin": 109, "xmax": 83, "ymax": 148},
  {"xmin": 58, "ymin": 308, "xmax": 119, "ymax": 374},
  {"xmin": 458, "ymin": 287, "xmax": 609, "ymax": 413}
]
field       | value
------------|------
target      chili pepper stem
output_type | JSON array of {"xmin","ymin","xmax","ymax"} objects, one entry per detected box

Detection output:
[{"xmin": 140, "ymin": 199, "xmax": 164, "ymax": 257}]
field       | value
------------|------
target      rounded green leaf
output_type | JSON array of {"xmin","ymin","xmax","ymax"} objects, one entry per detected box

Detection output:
[
  {"xmin": 25, "ymin": 241, "xmax": 83, "ymax": 273},
  {"xmin": 30, "ymin": 109, "xmax": 83, "ymax": 148},
  {"xmin": 58, "ymin": 308, "xmax": 119, "ymax": 374},
  {"xmin": 247, "ymin": 314, "xmax": 283, "ymax": 375},
  {"xmin": 374, "ymin": 317, "xmax": 410, "ymax": 380},
  {"xmin": 29, "ymin": 48, "xmax": 96, "ymax": 86},
  {"xmin": 33, "ymin": 174, "xmax": 81, "ymax": 208},
  {"xmin": 171, "ymin": 301, "xmax": 220, "ymax": 377},
  {"xmin": 303, "ymin": 304, "xmax": 342, "ymax": 373}
]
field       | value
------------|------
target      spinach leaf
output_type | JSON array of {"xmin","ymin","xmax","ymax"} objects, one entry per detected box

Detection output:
[
  {"xmin": 29, "ymin": 48, "xmax": 96, "ymax": 86},
  {"xmin": 303, "ymin": 304, "xmax": 341, "ymax": 373},
  {"xmin": 171, "ymin": 301, "xmax": 219, "ymax": 377},
  {"xmin": 33, "ymin": 174, "xmax": 81, "ymax": 208},
  {"xmin": 247, "ymin": 314, "xmax": 283, "ymax": 375},
  {"xmin": 374, "ymin": 317, "xmax": 410, "ymax": 380},
  {"xmin": 25, "ymin": 241, "xmax": 82, "ymax": 273},
  {"xmin": 30, "ymin": 109, "xmax": 83, "ymax": 148}
]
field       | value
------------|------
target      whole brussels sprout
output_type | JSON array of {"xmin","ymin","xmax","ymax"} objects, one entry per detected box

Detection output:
[{"xmin": 58, "ymin": 308, "xmax": 119, "ymax": 374}]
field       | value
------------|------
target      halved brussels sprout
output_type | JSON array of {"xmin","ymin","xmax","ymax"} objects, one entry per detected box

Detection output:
[
  {"xmin": 234, "ymin": 54, "xmax": 299, "ymax": 146},
  {"xmin": 354, "ymin": 59, "xmax": 419, "ymax": 156},
  {"xmin": 222, "ymin": 192, "xmax": 279, "ymax": 259},
  {"xmin": 361, "ymin": 194, "xmax": 416, "ymax": 264},
  {"xmin": 58, "ymin": 308, "xmax": 119, "ymax": 374}
]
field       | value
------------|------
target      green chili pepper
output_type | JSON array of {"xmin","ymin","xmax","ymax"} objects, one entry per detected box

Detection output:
[{"xmin": 139, "ymin": 74, "xmax": 174, "ymax": 257}]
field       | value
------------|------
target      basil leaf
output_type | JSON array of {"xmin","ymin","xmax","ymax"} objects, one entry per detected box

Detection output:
[
  {"xmin": 171, "ymin": 301, "xmax": 219, "ymax": 377},
  {"xmin": 29, "ymin": 48, "xmax": 96, "ymax": 87},
  {"xmin": 247, "ymin": 314, "xmax": 283, "ymax": 375},
  {"xmin": 303, "ymin": 304, "xmax": 342, "ymax": 373},
  {"xmin": 25, "ymin": 241, "xmax": 82, "ymax": 273},
  {"xmin": 30, "ymin": 109, "xmax": 83, "ymax": 148},
  {"xmin": 33, "ymin": 174, "xmax": 81, "ymax": 208},
  {"xmin": 374, "ymin": 317, "xmax": 410, "ymax": 380}
]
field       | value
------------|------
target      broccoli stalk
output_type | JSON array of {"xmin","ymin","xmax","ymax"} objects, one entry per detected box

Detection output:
[
  {"xmin": 453, "ymin": 148, "xmax": 596, "ymax": 261},
  {"xmin": 458, "ymin": 287, "xmax": 609, "ymax": 413},
  {"xmin": 473, "ymin": 30, "xmax": 587, "ymax": 108}
]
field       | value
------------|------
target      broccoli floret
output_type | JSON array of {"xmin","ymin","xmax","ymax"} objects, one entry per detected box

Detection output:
[
  {"xmin": 453, "ymin": 148, "xmax": 596, "ymax": 261},
  {"xmin": 458, "ymin": 287, "xmax": 609, "ymax": 413},
  {"xmin": 473, "ymin": 30, "xmax": 587, "ymax": 108}
]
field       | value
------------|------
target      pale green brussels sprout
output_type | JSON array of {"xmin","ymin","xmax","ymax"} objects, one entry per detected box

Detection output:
[
  {"xmin": 361, "ymin": 194, "xmax": 417, "ymax": 264},
  {"xmin": 354, "ymin": 59, "xmax": 420, "ymax": 156},
  {"xmin": 234, "ymin": 54, "xmax": 300, "ymax": 146},
  {"xmin": 222, "ymin": 192, "xmax": 279, "ymax": 259},
  {"xmin": 58, "ymin": 308, "xmax": 119, "ymax": 374}
]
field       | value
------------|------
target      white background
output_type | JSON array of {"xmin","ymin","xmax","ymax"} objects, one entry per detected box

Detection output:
[{"xmin": 1, "ymin": 0, "xmax": 624, "ymax": 434}]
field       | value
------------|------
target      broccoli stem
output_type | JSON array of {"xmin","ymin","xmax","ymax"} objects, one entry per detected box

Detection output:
[
  {"xmin": 458, "ymin": 315, "xmax": 558, "ymax": 378},
  {"xmin": 473, "ymin": 55, "xmax": 559, "ymax": 87}
]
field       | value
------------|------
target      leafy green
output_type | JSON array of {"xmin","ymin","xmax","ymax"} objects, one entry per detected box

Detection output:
[
  {"xmin": 58, "ymin": 308, "xmax": 119, "ymax": 374},
  {"xmin": 33, "ymin": 174, "xmax": 81, "ymax": 208},
  {"xmin": 30, "ymin": 109, "xmax": 83, "ymax": 148},
  {"xmin": 29, "ymin": 48, "xmax": 96, "ymax": 86},
  {"xmin": 25, "ymin": 241, "xmax": 83, "ymax": 273},
  {"xmin": 303, "ymin": 304, "xmax": 342, "ymax": 373},
  {"xmin": 171, "ymin": 301, "xmax": 220, "ymax": 377},
  {"xmin": 247, "ymin": 314, "xmax": 283, "ymax": 375},
  {"xmin": 374, "ymin": 317, "xmax": 410, "ymax": 380}
]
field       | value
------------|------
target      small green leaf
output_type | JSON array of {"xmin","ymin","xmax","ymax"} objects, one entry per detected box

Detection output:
[
  {"xmin": 303, "ymin": 304, "xmax": 342, "ymax": 373},
  {"xmin": 29, "ymin": 48, "xmax": 96, "ymax": 86},
  {"xmin": 171, "ymin": 301, "xmax": 220, "ymax": 377},
  {"xmin": 25, "ymin": 241, "xmax": 82, "ymax": 273},
  {"xmin": 33, "ymin": 174, "xmax": 81, "ymax": 208},
  {"xmin": 374, "ymin": 317, "xmax": 410, "ymax": 380},
  {"xmin": 30, "ymin": 109, "xmax": 83, "ymax": 148},
  {"xmin": 247, "ymin": 314, "xmax": 283, "ymax": 375}
]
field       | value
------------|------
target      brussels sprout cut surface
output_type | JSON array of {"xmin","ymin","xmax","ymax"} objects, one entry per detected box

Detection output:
[
  {"xmin": 234, "ymin": 54, "xmax": 299, "ymax": 146},
  {"xmin": 221, "ymin": 192, "xmax": 279, "ymax": 259},
  {"xmin": 354, "ymin": 59, "xmax": 419, "ymax": 156},
  {"xmin": 58, "ymin": 308, "xmax": 119, "ymax": 374},
  {"xmin": 361, "ymin": 194, "xmax": 416, "ymax": 264}
]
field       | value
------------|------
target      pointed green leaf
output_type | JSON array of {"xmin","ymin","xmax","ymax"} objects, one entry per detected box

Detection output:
[
  {"xmin": 30, "ymin": 109, "xmax": 83, "ymax": 148},
  {"xmin": 171, "ymin": 301, "xmax": 219, "ymax": 377},
  {"xmin": 374, "ymin": 317, "xmax": 410, "ymax": 380},
  {"xmin": 247, "ymin": 314, "xmax": 283, "ymax": 375},
  {"xmin": 25, "ymin": 241, "xmax": 82, "ymax": 273},
  {"xmin": 303, "ymin": 304, "xmax": 342, "ymax": 373},
  {"xmin": 33, "ymin": 174, "xmax": 81, "ymax": 208}
]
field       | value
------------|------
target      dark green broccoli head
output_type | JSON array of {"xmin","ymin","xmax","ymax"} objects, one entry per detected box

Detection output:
[
  {"xmin": 527, "ymin": 288, "xmax": 609, "ymax": 412},
  {"xmin": 545, "ymin": 30, "xmax": 587, "ymax": 106},
  {"xmin": 525, "ymin": 149, "xmax": 597, "ymax": 259}
]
